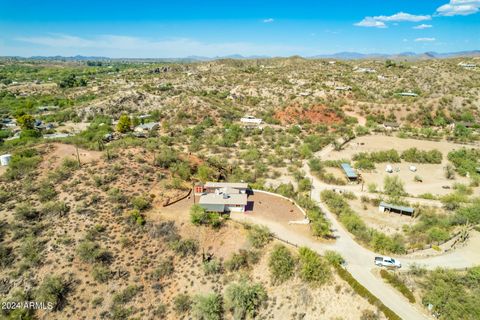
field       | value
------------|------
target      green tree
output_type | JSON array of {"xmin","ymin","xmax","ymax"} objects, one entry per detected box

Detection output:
[
  {"xmin": 225, "ymin": 280, "xmax": 267, "ymax": 320},
  {"xmin": 116, "ymin": 114, "xmax": 132, "ymax": 133},
  {"xmin": 298, "ymin": 247, "xmax": 331, "ymax": 286},
  {"xmin": 268, "ymin": 244, "xmax": 296, "ymax": 284},
  {"xmin": 35, "ymin": 276, "xmax": 69, "ymax": 311},
  {"xmin": 246, "ymin": 224, "xmax": 272, "ymax": 248},
  {"xmin": 192, "ymin": 293, "xmax": 223, "ymax": 320},
  {"xmin": 383, "ymin": 175, "xmax": 406, "ymax": 197},
  {"xmin": 16, "ymin": 114, "xmax": 35, "ymax": 130}
]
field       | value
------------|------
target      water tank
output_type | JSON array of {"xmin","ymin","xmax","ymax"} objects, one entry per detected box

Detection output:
[
  {"xmin": 0, "ymin": 154, "xmax": 12, "ymax": 166},
  {"xmin": 385, "ymin": 165, "xmax": 393, "ymax": 173}
]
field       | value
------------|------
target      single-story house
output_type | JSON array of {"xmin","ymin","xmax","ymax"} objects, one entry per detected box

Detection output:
[
  {"xmin": 335, "ymin": 86, "xmax": 352, "ymax": 91},
  {"xmin": 198, "ymin": 191, "xmax": 248, "ymax": 213},
  {"xmin": 340, "ymin": 163, "xmax": 358, "ymax": 181},
  {"xmin": 379, "ymin": 202, "xmax": 414, "ymax": 216},
  {"xmin": 134, "ymin": 122, "xmax": 159, "ymax": 132},
  {"xmin": 240, "ymin": 116, "xmax": 262, "ymax": 126},
  {"xmin": 397, "ymin": 92, "xmax": 418, "ymax": 97},
  {"xmin": 383, "ymin": 122, "xmax": 400, "ymax": 131},
  {"xmin": 196, "ymin": 182, "xmax": 249, "ymax": 213}
]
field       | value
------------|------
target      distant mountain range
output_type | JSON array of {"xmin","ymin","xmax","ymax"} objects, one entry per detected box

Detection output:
[{"xmin": 2, "ymin": 51, "xmax": 479, "ymax": 62}]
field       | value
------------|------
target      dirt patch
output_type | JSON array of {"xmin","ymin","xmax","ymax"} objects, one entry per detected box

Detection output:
[
  {"xmin": 38, "ymin": 143, "xmax": 102, "ymax": 173},
  {"xmin": 275, "ymin": 104, "xmax": 343, "ymax": 125}
]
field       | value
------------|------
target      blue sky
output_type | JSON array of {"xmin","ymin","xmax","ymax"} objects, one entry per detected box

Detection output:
[{"xmin": 0, "ymin": 0, "xmax": 479, "ymax": 58}]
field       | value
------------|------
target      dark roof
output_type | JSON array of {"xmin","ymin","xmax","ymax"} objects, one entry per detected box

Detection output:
[
  {"xmin": 341, "ymin": 163, "xmax": 357, "ymax": 179},
  {"xmin": 380, "ymin": 202, "xmax": 414, "ymax": 214}
]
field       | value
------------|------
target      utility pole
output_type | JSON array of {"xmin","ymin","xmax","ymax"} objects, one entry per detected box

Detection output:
[{"xmin": 75, "ymin": 145, "xmax": 81, "ymax": 167}]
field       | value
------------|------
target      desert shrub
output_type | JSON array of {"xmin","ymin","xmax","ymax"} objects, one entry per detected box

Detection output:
[
  {"xmin": 203, "ymin": 258, "xmax": 222, "ymax": 275},
  {"xmin": 92, "ymin": 265, "xmax": 112, "ymax": 283},
  {"xmin": 77, "ymin": 241, "xmax": 111, "ymax": 264},
  {"xmin": 401, "ymin": 148, "xmax": 442, "ymax": 164},
  {"xmin": 149, "ymin": 221, "xmax": 180, "ymax": 242},
  {"xmin": 174, "ymin": 293, "xmax": 192, "ymax": 314},
  {"xmin": 444, "ymin": 164, "xmax": 456, "ymax": 180},
  {"xmin": 246, "ymin": 224, "xmax": 272, "ymax": 248},
  {"xmin": 128, "ymin": 209, "xmax": 145, "ymax": 226},
  {"xmin": 37, "ymin": 181, "xmax": 57, "ymax": 202},
  {"xmin": 4, "ymin": 148, "xmax": 41, "ymax": 181},
  {"xmin": 355, "ymin": 158, "xmax": 376, "ymax": 170},
  {"xmin": 275, "ymin": 183, "xmax": 296, "ymax": 198},
  {"xmin": 192, "ymin": 293, "xmax": 223, "ymax": 320},
  {"xmin": 153, "ymin": 303, "xmax": 167, "ymax": 317},
  {"xmin": 48, "ymin": 158, "xmax": 79, "ymax": 183},
  {"xmin": 190, "ymin": 205, "xmax": 223, "ymax": 228},
  {"xmin": 14, "ymin": 203, "xmax": 38, "ymax": 220},
  {"xmin": 112, "ymin": 285, "xmax": 142, "ymax": 305},
  {"xmin": 35, "ymin": 276, "xmax": 69, "ymax": 311},
  {"xmin": 225, "ymin": 280, "xmax": 267, "ymax": 320},
  {"xmin": 360, "ymin": 310, "xmax": 380, "ymax": 320},
  {"xmin": 353, "ymin": 149, "xmax": 400, "ymax": 163},
  {"xmin": 447, "ymin": 148, "xmax": 480, "ymax": 177},
  {"xmin": 154, "ymin": 147, "xmax": 179, "ymax": 169},
  {"xmin": 170, "ymin": 239, "xmax": 198, "ymax": 257},
  {"xmin": 383, "ymin": 175, "xmax": 406, "ymax": 197},
  {"xmin": 40, "ymin": 201, "xmax": 70, "ymax": 216},
  {"xmin": 298, "ymin": 247, "xmax": 331, "ymax": 286},
  {"xmin": 451, "ymin": 200, "xmax": 480, "ymax": 225},
  {"xmin": 225, "ymin": 249, "xmax": 259, "ymax": 271},
  {"xmin": 0, "ymin": 244, "xmax": 14, "ymax": 268},
  {"xmin": 441, "ymin": 192, "xmax": 468, "ymax": 211},
  {"xmin": 20, "ymin": 236, "xmax": 43, "ymax": 266},
  {"xmin": 131, "ymin": 195, "xmax": 151, "ymax": 211},
  {"xmin": 152, "ymin": 259, "xmax": 174, "ymax": 280},
  {"xmin": 0, "ymin": 189, "xmax": 10, "ymax": 202},
  {"xmin": 268, "ymin": 244, "xmax": 296, "ymax": 284},
  {"xmin": 420, "ymin": 268, "xmax": 480, "ymax": 320},
  {"xmin": 107, "ymin": 188, "xmax": 127, "ymax": 203},
  {"xmin": 1, "ymin": 289, "xmax": 36, "ymax": 319},
  {"xmin": 380, "ymin": 269, "xmax": 415, "ymax": 303},
  {"xmin": 324, "ymin": 250, "xmax": 344, "ymax": 266}
]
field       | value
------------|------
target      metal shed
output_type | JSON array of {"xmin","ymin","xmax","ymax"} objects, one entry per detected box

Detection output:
[
  {"xmin": 379, "ymin": 202, "xmax": 414, "ymax": 216},
  {"xmin": 341, "ymin": 163, "xmax": 358, "ymax": 180}
]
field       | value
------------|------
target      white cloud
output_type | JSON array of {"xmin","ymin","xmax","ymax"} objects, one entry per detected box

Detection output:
[
  {"xmin": 415, "ymin": 37, "xmax": 436, "ymax": 42},
  {"xmin": 413, "ymin": 24, "xmax": 433, "ymax": 29},
  {"xmin": 14, "ymin": 34, "xmax": 305, "ymax": 58},
  {"xmin": 263, "ymin": 18, "xmax": 274, "ymax": 23},
  {"xmin": 373, "ymin": 12, "xmax": 431, "ymax": 22},
  {"xmin": 437, "ymin": 0, "xmax": 480, "ymax": 16},
  {"xmin": 355, "ymin": 12, "xmax": 431, "ymax": 28},
  {"xmin": 354, "ymin": 18, "xmax": 387, "ymax": 28}
]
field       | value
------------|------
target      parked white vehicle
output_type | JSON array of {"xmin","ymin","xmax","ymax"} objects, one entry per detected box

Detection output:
[{"xmin": 375, "ymin": 256, "xmax": 401, "ymax": 268}]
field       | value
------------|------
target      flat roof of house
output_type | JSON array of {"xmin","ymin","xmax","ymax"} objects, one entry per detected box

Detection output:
[
  {"xmin": 199, "ymin": 193, "xmax": 248, "ymax": 206},
  {"xmin": 340, "ymin": 163, "xmax": 357, "ymax": 179},
  {"xmin": 380, "ymin": 202, "xmax": 414, "ymax": 214},
  {"xmin": 204, "ymin": 182, "xmax": 248, "ymax": 189}
]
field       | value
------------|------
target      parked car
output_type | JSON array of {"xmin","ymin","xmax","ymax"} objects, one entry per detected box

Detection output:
[{"xmin": 374, "ymin": 256, "xmax": 401, "ymax": 268}]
